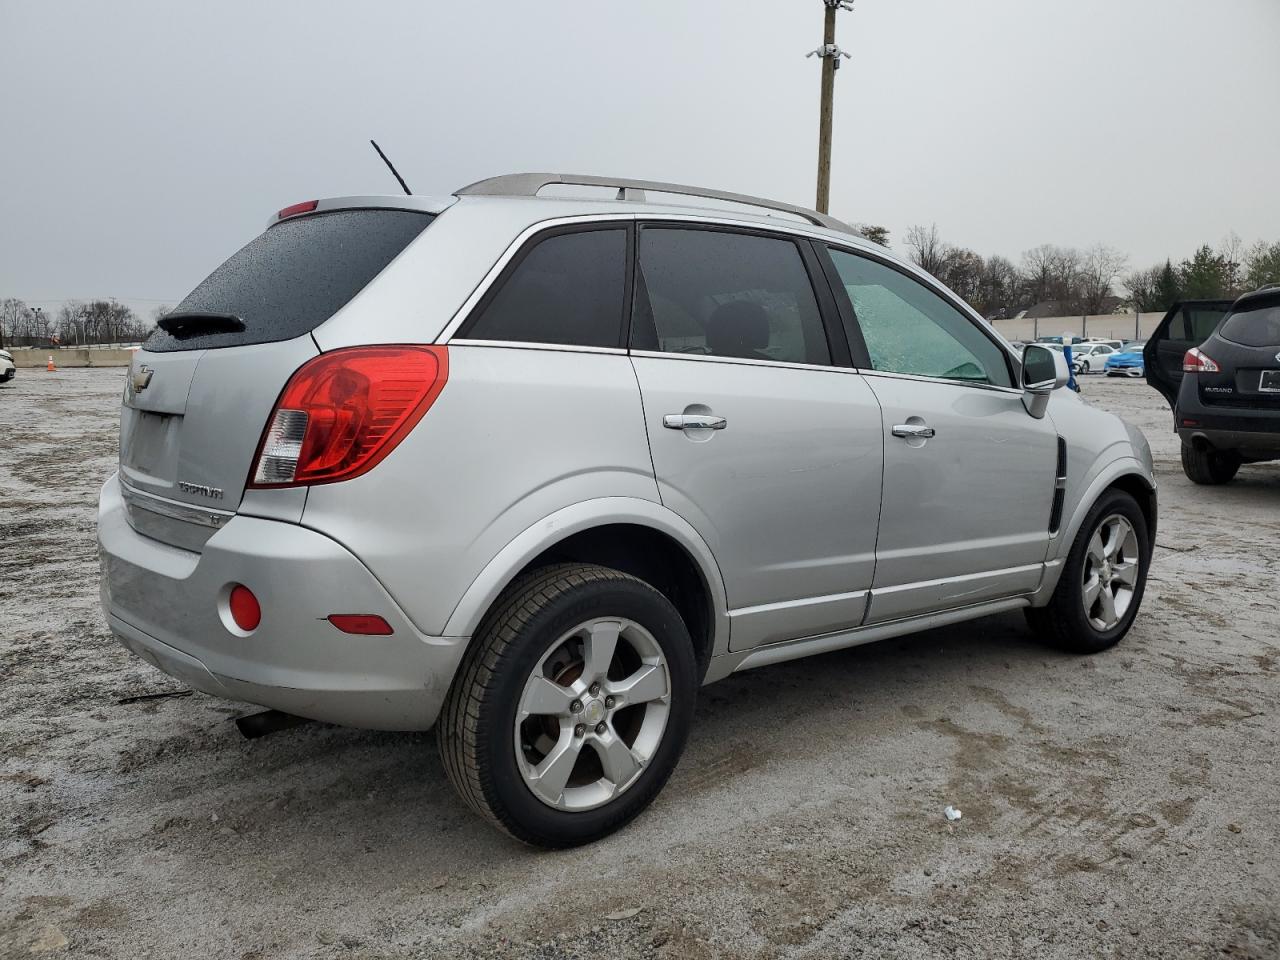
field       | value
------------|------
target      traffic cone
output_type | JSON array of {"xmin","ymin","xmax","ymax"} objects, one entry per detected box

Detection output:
[{"xmin": 47, "ymin": 356, "xmax": 56, "ymax": 372}]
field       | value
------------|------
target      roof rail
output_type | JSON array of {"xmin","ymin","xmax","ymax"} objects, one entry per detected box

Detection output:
[{"xmin": 454, "ymin": 172, "xmax": 856, "ymax": 235}]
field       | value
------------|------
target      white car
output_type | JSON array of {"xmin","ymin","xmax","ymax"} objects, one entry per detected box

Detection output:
[
  {"xmin": 1071, "ymin": 342, "xmax": 1116, "ymax": 373},
  {"xmin": 0, "ymin": 349, "xmax": 15, "ymax": 384}
]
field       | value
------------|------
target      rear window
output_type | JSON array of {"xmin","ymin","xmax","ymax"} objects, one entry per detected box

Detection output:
[
  {"xmin": 144, "ymin": 209, "xmax": 433, "ymax": 352},
  {"xmin": 1219, "ymin": 303, "xmax": 1280, "ymax": 348}
]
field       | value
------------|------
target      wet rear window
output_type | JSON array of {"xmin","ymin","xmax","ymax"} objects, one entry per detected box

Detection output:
[
  {"xmin": 144, "ymin": 209, "xmax": 433, "ymax": 352},
  {"xmin": 1219, "ymin": 303, "xmax": 1280, "ymax": 348}
]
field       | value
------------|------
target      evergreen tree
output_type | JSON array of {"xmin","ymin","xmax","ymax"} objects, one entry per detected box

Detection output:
[
  {"xmin": 1153, "ymin": 259, "xmax": 1181, "ymax": 309},
  {"xmin": 855, "ymin": 224, "xmax": 890, "ymax": 247},
  {"xmin": 1179, "ymin": 246, "xmax": 1230, "ymax": 300}
]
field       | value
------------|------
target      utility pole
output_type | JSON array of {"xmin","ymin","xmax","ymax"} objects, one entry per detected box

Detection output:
[{"xmin": 808, "ymin": 1, "xmax": 853, "ymax": 214}]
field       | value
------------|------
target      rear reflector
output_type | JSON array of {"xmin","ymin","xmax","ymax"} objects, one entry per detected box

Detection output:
[
  {"xmin": 327, "ymin": 614, "xmax": 394, "ymax": 636},
  {"xmin": 1182, "ymin": 347, "xmax": 1220, "ymax": 373},
  {"xmin": 249, "ymin": 346, "xmax": 448, "ymax": 487},
  {"xmin": 1181, "ymin": 418, "xmax": 1200, "ymax": 427},
  {"xmin": 229, "ymin": 585, "xmax": 262, "ymax": 632},
  {"xmin": 277, "ymin": 200, "xmax": 319, "ymax": 220}
]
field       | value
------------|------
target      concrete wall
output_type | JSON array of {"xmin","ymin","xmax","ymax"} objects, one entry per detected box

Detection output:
[
  {"xmin": 9, "ymin": 348, "xmax": 136, "ymax": 367},
  {"xmin": 991, "ymin": 313, "xmax": 1164, "ymax": 343}
]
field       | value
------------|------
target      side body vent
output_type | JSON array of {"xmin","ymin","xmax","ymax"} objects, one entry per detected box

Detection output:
[{"xmin": 1048, "ymin": 437, "xmax": 1068, "ymax": 534}]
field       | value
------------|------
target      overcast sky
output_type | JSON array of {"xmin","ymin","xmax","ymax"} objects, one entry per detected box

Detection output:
[{"xmin": 2, "ymin": 0, "xmax": 1277, "ymax": 319}]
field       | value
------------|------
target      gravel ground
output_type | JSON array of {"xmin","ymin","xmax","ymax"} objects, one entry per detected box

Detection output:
[{"xmin": 2, "ymin": 368, "xmax": 1277, "ymax": 960}]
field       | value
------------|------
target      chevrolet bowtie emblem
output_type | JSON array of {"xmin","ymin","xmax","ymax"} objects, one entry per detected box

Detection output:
[{"xmin": 132, "ymin": 365, "xmax": 154, "ymax": 392}]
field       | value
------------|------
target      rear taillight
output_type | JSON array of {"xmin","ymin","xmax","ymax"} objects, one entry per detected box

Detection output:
[
  {"xmin": 1182, "ymin": 347, "xmax": 1220, "ymax": 373},
  {"xmin": 249, "ymin": 346, "xmax": 448, "ymax": 488}
]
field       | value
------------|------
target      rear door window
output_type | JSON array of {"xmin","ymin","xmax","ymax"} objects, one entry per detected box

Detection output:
[
  {"xmin": 1183, "ymin": 303, "xmax": 1232, "ymax": 341},
  {"xmin": 631, "ymin": 227, "xmax": 832, "ymax": 365},
  {"xmin": 1219, "ymin": 302, "xmax": 1280, "ymax": 347},
  {"xmin": 145, "ymin": 209, "xmax": 434, "ymax": 353},
  {"xmin": 459, "ymin": 228, "xmax": 627, "ymax": 348}
]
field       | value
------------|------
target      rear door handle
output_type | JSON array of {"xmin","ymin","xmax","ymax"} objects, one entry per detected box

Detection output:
[
  {"xmin": 664, "ymin": 414, "xmax": 727, "ymax": 430},
  {"xmin": 891, "ymin": 423, "xmax": 935, "ymax": 439}
]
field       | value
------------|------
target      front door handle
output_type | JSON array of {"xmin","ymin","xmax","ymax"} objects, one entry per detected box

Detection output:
[
  {"xmin": 891, "ymin": 423, "xmax": 935, "ymax": 439},
  {"xmin": 664, "ymin": 414, "xmax": 727, "ymax": 430}
]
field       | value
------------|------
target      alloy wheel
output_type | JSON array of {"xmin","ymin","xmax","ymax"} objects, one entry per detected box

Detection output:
[
  {"xmin": 514, "ymin": 618, "xmax": 671, "ymax": 812},
  {"xmin": 1081, "ymin": 514, "xmax": 1140, "ymax": 631}
]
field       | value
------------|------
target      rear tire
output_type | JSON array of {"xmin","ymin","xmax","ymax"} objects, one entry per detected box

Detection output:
[
  {"xmin": 1025, "ymin": 489, "xmax": 1149, "ymax": 654},
  {"xmin": 437, "ymin": 563, "xmax": 696, "ymax": 848},
  {"xmin": 1180, "ymin": 440, "xmax": 1241, "ymax": 485}
]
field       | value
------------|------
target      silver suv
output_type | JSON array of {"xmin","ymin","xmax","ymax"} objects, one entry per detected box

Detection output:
[{"xmin": 98, "ymin": 174, "xmax": 1157, "ymax": 846}]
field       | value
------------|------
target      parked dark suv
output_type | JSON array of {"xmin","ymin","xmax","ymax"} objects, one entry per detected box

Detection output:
[{"xmin": 1146, "ymin": 290, "xmax": 1280, "ymax": 484}]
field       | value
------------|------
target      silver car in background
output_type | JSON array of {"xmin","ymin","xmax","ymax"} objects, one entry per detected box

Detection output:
[{"xmin": 98, "ymin": 174, "xmax": 1157, "ymax": 846}]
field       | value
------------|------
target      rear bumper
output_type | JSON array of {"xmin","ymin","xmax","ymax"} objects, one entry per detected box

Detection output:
[
  {"xmin": 97, "ymin": 473, "xmax": 469, "ymax": 730},
  {"xmin": 1175, "ymin": 389, "xmax": 1280, "ymax": 457}
]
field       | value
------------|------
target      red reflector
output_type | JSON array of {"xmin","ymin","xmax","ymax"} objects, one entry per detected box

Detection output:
[
  {"xmin": 277, "ymin": 200, "xmax": 318, "ymax": 220},
  {"xmin": 229, "ymin": 585, "xmax": 261, "ymax": 631},
  {"xmin": 1181, "ymin": 419, "xmax": 1199, "ymax": 427},
  {"xmin": 327, "ymin": 614, "xmax": 394, "ymax": 636},
  {"xmin": 249, "ymin": 346, "xmax": 448, "ymax": 488}
]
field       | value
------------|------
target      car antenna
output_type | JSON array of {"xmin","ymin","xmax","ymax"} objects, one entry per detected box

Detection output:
[{"xmin": 369, "ymin": 139, "xmax": 413, "ymax": 195}]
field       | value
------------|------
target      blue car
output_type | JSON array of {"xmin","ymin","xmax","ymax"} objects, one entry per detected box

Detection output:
[{"xmin": 1105, "ymin": 341, "xmax": 1146, "ymax": 377}]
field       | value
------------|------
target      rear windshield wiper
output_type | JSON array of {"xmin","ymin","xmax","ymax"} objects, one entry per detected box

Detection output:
[{"xmin": 157, "ymin": 312, "xmax": 246, "ymax": 339}]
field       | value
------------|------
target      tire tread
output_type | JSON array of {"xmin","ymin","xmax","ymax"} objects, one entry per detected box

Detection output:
[
  {"xmin": 437, "ymin": 563, "xmax": 648, "ymax": 841},
  {"xmin": 1025, "ymin": 489, "xmax": 1149, "ymax": 654}
]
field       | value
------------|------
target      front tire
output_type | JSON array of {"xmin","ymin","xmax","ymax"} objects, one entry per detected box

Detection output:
[
  {"xmin": 437, "ymin": 563, "xmax": 696, "ymax": 848},
  {"xmin": 1180, "ymin": 440, "xmax": 1241, "ymax": 485},
  {"xmin": 1025, "ymin": 489, "xmax": 1149, "ymax": 654}
]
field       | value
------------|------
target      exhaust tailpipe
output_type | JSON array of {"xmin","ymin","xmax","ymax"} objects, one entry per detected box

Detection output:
[{"xmin": 235, "ymin": 709, "xmax": 314, "ymax": 740}]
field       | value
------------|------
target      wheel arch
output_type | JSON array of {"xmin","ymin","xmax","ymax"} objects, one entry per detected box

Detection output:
[
  {"xmin": 1054, "ymin": 458, "xmax": 1157, "ymax": 564},
  {"xmin": 1107, "ymin": 472, "xmax": 1158, "ymax": 550},
  {"xmin": 1032, "ymin": 459, "xmax": 1156, "ymax": 607},
  {"xmin": 443, "ymin": 498, "xmax": 729, "ymax": 675}
]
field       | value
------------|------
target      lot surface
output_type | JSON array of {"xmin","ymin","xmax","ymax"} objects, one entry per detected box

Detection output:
[{"xmin": 2, "ymin": 368, "xmax": 1278, "ymax": 960}]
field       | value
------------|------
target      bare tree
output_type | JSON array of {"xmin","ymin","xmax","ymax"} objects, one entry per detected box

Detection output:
[
  {"xmin": 1244, "ymin": 240, "xmax": 1280, "ymax": 290},
  {"xmin": 977, "ymin": 255, "xmax": 1019, "ymax": 317},
  {"xmin": 1079, "ymin": 245, "xmax": 1128, "ymax": 315},
  {"xmin": 1219, "ymin": 231, "xmax": 1245, "ymax": 296},
  {"xmin": 1123, "ymin": 265, "xmax": 1163, "ymax": 312},
  {"xmin": 57, "ymin": 302, "xmax": 86, "ymax": 345},
  {"xmin": 1020, "ymin": 245, "xmax": 1057, "ymax": 307},
  {"xmin": 1050, "ymin": 247, "xmax": 1085, "ymax": 312},
  {"xmin": 939, "ymin": 248, "xmax": 984, "ymax": 306},
  {"xmin": 1, "ymin": 298, "xmax": 32, "ymax": 348},
  {"xmin": 52, "ymin": 300, "xmax": 145, "ymax": 345},
  {"xmin": 904, "ymin": 223, "xmax": 951, "ymax": 278}
]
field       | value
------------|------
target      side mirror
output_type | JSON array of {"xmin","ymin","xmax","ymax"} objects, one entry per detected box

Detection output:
[{"xmin": 1020, "ymin": 345, "xmax": 1070, "ymax": 418}]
